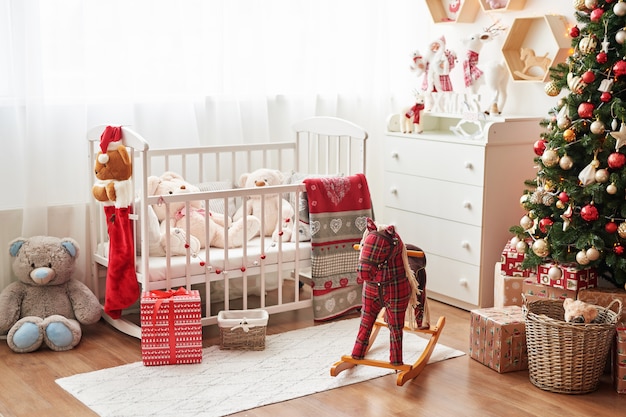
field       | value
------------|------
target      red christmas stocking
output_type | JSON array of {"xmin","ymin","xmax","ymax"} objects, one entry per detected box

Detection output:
[{"xmin": 104, "ymin": 205, "xmax": 140, "ymax": 319}]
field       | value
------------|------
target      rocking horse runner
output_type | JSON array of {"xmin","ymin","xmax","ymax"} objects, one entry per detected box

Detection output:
[{"xmin": 331, "ymin": 218, "xmax": 446, "ymax": 386}]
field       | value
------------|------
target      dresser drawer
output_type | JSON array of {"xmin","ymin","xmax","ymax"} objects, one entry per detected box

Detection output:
[
  {"xmin": 424, "ymin": 253, "xmax": 480, "ymax": 306},
  {"xmin": 385, "ymin": 136, "xmax": 485, "ymax": 186},
  {"xmin": 385, "ymin": 207, "xmax": 481, "ymax": 265},
  {"xmin": 385, "ymin": 172, "xmax": 484, "ymax": 227}
]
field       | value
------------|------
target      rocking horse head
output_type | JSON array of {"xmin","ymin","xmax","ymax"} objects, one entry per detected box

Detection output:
[{"xmin": 357, "ymin": 218, "xmax": 406, "ymax": 283}]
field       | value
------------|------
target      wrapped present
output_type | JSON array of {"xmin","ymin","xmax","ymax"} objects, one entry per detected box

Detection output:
[
  {"xmin": 494, "ymin": 262, "xmax": 524, "ymax": 308},
  {"xmin": 500, "ymin": 239, "xmax": 535, "ymax": 277},
  {"xmin": 578, "ymin": 287, "xmax": 626, "ymax": 323},
  {"xmin": 469, "ymin": 306, "xmax": 528, "ymax": 373},
  {"xmin": 536, "ymin": 262, "xmax": 597, "ymax": 292},
  {"xmin": 615, "ymin": 326, "xmax": 626, "ymax": 394},
  {"xmin": 141, "ymin": 288, "xmax": 203, "ymax": 366},
  {"xmin": 522, "ymin": 278, "xmax": 577, "ymax": 303}
]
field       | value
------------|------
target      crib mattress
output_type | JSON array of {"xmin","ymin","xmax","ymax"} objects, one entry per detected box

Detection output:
[{"xmin": 97, "ymin": 238, "xmax": 311, "ymax": 283}]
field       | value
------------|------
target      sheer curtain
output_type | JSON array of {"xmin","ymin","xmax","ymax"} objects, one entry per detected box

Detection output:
[{"xmin": 0, "ymin": 0, "xmax": 424, "ymax": 289}]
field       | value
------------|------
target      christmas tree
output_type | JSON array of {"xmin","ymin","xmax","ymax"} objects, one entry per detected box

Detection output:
[{"xmin": 510, "ymin": 0, "xmax": 626, "ymax": 290}]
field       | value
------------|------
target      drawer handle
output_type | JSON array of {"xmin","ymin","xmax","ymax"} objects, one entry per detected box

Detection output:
[
  {"xmin": 464, "ymin": 161, "xmax": 473, "ymax": 169},
  {"xmin": 391, "ymin": 152, "xmax": 399, "ymax": 159},
  {"xmin": 461, "ymin": 241, "xmax": 470, "ymax": 249},
  {"xmin": 390, "ymin": 187, "xmax": 398, "ymax": 194},
  {"xmin": 459, "ymin": 278, "xmax": 468, "ymax": 287},
  {"xmin": 463, "ymin": 200, "xmax": 472, "ymax": 209}
]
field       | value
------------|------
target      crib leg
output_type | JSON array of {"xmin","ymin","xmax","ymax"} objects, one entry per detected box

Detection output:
[{"xmin": 330, "ymin": 313, "xmax": 446, "ymax": 386}]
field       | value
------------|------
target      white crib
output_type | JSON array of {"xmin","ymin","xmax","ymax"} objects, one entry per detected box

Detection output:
[{"xmin": 86, "ymin": 117, "xmax": 368, "ymax": 338}]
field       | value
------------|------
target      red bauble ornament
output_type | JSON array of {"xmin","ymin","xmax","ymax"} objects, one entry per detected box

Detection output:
[
  {"xmin": 558, "ymin": 191, "xmax": 569, "ymax": 203},
  {"xmin": 614, "ymin": 60, "xmax": 626, "ymax": 77},
  {"xmin": 580, "ymin": 204, "xmax": 599, "ymax": 221},
  {"xmin": 582, "ymin": 70, "xmax": 596, "ymax": 83},
  {"xmin": 539, "ymin": 217, "xmax": 554, "ymax": 233},
  {"xmin": 606, "ymin": 222, "xmax": 618, "ymax": 234},
  {"xmin": 570, "ymin": 26, "xmax": 580, "ymax": 38},
  {"xmin": 615, "ymin": 245, "xmax": 625, "ymax": 255},
  {"xmin": 578, "ymin": 101, "xmax": 595, "ymax": 119},
  {"xmin": 608, "ymin": 152, "xmax": 626, "ymax": 169},
  {"xmin": 533, "ymin": 139, "xmax": 547, "ymax": 156},
  {"xmin": 597, "ymin": 51, "xmax": 608, "ymax": 64},
  {"xmin": 601, "ymin": 91, "xmax": 612, "ymax": 102},
  {"xmin": 590, "ymin": 8, "xmax": 604, "ymax": 22}
]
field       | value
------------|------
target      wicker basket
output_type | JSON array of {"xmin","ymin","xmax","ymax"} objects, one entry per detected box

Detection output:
[
  {"xmin": 523, "ymin": 297, "xmax": 621, "ymax": 394},
  {"xmin": 217, "ymin": 310, "xmax": 269, "ymax": 351}
]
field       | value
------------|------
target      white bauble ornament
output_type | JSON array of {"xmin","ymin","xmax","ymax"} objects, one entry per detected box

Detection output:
[
  {"xmin": 586, "ymin": 247, "xmax": 601, "ymax": 261},
  {"xmin": 595, "ymin": 168, "xmax": 609, "ymax": 183},
  {"xmin": 520, "ymin": 194, "xmax": 530, "ymax": 208},
  {"xmin": 510, "ymin": 236, "xmax": 520, "ymax": 248},
  {"xmin": 585, "ymin": 0, "xmax": 597, "ymax": 9},
  {"xmin": 520, "ymin": 215, "xmax": 534, "ymax": 230},
  {"xmin": 615, "ymin": 1, "xmax": 626, "ymax": 17},
  {"xmin": 616, "ymin": 29, "xmax": 626, "ymax": 45},
  {"xmin": 559, "ymin": 155, "xmax": 574, "ymax": 170},
  {"xmin": 590, "ymin": 119, "xmax": 605, "ymax": 134},
  {"xmin": 541, "ymin": 149, "xmax": 560, "ymax": 167},
  {"xmin": 548, "ymin": 265, "xmax": 563, "ymax": 280},
  {"xmin": 516, "ymin": 240, "xmax": 528, "ymax": 254},
  {"xmin": 607, "ymin": 182, "xmax": 618, "ymax": 194},
  {"xmin": 532, "ymin": 239, "xmax": 550, "ymax": 257},
  {"xmin": 576, "ymin": 250, "xmax": 590, "ymax": 265}
]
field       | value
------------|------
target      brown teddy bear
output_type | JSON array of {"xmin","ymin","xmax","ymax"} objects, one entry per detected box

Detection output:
[
  {"xmin": 563, "ymin": 298, "xmax": 599, "ymax": 323},
  {"xmin": 148, "ymin": 171, "xmax": 261, "ymax": 249},
  {"xmin": 234, "ymin": 168, "xmax": 295, "ymax": 242},
  {"xmin": 0, "ymin": 236, "xmax": 102, "ymax": 353},
  {"xmin": 92, "ymin": 126, "xmax": 133, "ymax": 206}
]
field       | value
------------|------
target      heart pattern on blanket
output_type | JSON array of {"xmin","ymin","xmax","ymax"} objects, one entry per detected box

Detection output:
[
  {"xmin": 325, "ymin": 298, "xmax": 336, "ymax": 312},
  {"xmin": 347, "ymin": 289, "xmax": 358, "ymax": 305},
  {"xmin": 355, "ymin": 216, "xmax": 368, "ymax": 232},
  {"xmin": 310, "ymin": 220, "xmax": 321, "ymax": 236},
  {"xmin": 321, "ymin": 176, "xmax": 351, "ymax": 206},
  {"xmin": 330, "ymin": 218, "xmax": 342, "ymax": 234}
]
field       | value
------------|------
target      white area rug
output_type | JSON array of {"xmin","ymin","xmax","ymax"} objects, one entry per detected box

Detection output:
[{"xmin": 56, "ymin": 318, "xmax": 464, "ymax": 417}]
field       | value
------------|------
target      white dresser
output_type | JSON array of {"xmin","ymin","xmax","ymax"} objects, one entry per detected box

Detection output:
[{"xmin": 384, "ymin": 114, "xmax": 542, "ymax": 310}]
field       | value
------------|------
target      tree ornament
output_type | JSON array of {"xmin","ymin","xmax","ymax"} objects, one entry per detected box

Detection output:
[
  {"xmin": 614, "ymin": 59, "xmax": 626, "ymax": 77},
  {"xmin": 611, "ymin": 122, "xmax": 626, "ymax": 150},
  {"xmin": 541, "ymin": 149, "xmax": 560, "ymax": 167},
  {"xmin": 618, "ymin": 222, "xmax": 626, "ymax": 238},
  {"xmin": 578, "ymin": 159, "xmax": 598, "ymax": 186},
  {"xmin": 563, "ymin": 128, "xmax": 576, "ymax": 142},
  {"xmin": 615, "ymin": 1, "xmax": 626, "ymax": 17},
  {"xmin": 590, "ymin": 119, "xmax": 605, "ymax": 134},
  {"xmin": 558, "ymin": 192, "xmax": 569, "ymax": 203},
  {"xmin": 561, "ymin": 204, "xmax": 573, "ymax": 231},
  {"xmin": 576, "ymin": 250, "xmax": 590, "ymax": 265},
  {"xmin": 596, "ymin": 51, "xmax": 608, "ymax": 64},
  {"xmin": 510, "ymin": 236, "xmax": 520, "ymax": 248},
  {"xmin": 590, "ymin": 8, "xmax": 603, "ymax": 22},
  {"xmin": 520, "ymin": 194, "xmax": 530, "ymax": 208},
  {"xmin": 582, "ymin": 70, "xmax": 596, "ymax": 84},
  {"xmin": 585, "ymin": 0, "xmax": 598, "ymax": 9},
  {"xmin": 520, "ymin": 215, "xmax": 534, "ymax": 230},
  {"xmin": 615, "ymin": 244, "xmax": 625, "ymax": 255},
  {"xmin": 556, "ymin": 200, "xmax": 565, "ymax": 209},
  {"xmin": 559, "ymin": 154, "xmax": 574, "ymax": 170},
  {"xmin": 601, "ymin": 91, "xmax": 612, "ymax": 102},
  {"xmin": 533, "ymin": 139, "xmax": 547, "ymax": 156},
  {"xmin": 608, "ymin": 152, "xmax": 626, "ymax": 169},
  {"xmin": 579, "ymin": 35, "xmax": 597, "ymax": 54},
  {"xmin": 577, "ymin": 101, "xmax": 595, "ymax": 119},
  {"xmin": 542, "ymin": 193, "xmax": 555, "ymax": 206},
  {"xmin": 606, "ymin": 221, "xmax": 619, "ymax": 233},
  {"xmin": 613, "ymin": 118, "xmax": 620, "ymax": 131},
  {"xmin": 580, "ymin": 203, "xmax": 599, "ymax": 221},
  {"xmin": 516, "ymin": 240, "xmax": 528, "ymax": 254},
  {"xmin": 532, "ymin": 239, "xmax": 550, "ymax": 257},
  {"xmin": 616, "ymin": 28, "xmax": 626, "ymax": 45},
  {"xmin": 544, "ymin": 81, "xmax": 561, "ymax": 96},
  {"xmin": 539, "ymin": 217, "xmax": 554, "ymax": 233},
  {"xmin": 586, "ymin": 247, "xmax": 601, "ymax": 261},
  {"xmin": 557, "ymin": 105, "xmax": 571, "ymax": 129},
  {"xmin": 548, "ymin": 264, "xmax": 563, "ymax": 280},
  {"xmin": 607, "ymin": 182, "xmax": 618, "ymax": 194},
  {"xmin": 567, "ymin": 73, "xmax": 587, "ymax": 94},
  {"xmin": 570, "ymin": 26, "xmax": 580, "ymax": 38},
  {"xmin": 574, "ymin": 0, "xmax": 586, "ymax": 10},
  {"xmin": 595, "ymin": 168, "xmax": 609, "ymax": 183}
]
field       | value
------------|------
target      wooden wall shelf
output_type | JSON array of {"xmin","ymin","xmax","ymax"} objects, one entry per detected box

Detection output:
[
  {"xmin": 426, "ymin": 0, "xmax": 480, "ymax": 24},
  {"xmin": 479, "ymin": 0, "xmax": 526, "ymax": 12},
  {"xmin": 501, "ymin": 14, "xmax": 571, "ymax": 82}
]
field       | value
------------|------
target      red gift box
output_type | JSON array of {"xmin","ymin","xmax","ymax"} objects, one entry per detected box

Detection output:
[
  {"xmin": 522, "ymin": 278, "xmax": 577, "ymax": 303},
  {"xmin": 469, "ymin": 306, "xmax": 528, "ymax": 373},
  {"xmin": 500, "ymin": 239, "xmax": 535, "ymax": 277},
  {"xmin": 141, "ymin": 288, "xmax": 203, "ymax": 366},
  {"xmin": 536, "ymin": 262, "xmax": 597, "ymax": 292}
]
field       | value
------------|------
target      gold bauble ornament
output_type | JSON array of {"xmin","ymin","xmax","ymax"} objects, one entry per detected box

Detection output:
[
  {"xmin": 532, "ymin": 239, "xmax": 550, "ymax": 257},
  {"xmin": 618, "ymin": 222, "xmax": 626, "ymax": 238},
  {"xmin": 541, "ymin": 149, "xmax": 560, "ymax": 167},
  {"xmin": 607, "ymin": 182, "xmax": 618, "ymax": 195},
  {"xmin": 576, "ymin": 250, "xmax": 590, "ymax": 265},
  {"xmin": 545, "ymin": 81, "xmax": 561, "ymax": 97},
  {"xmin": 559, "ymin": 154, "xmax": 574, "ymax": 170},
  {"xmin": 586, "ymin": 247, "xmax": 601, "ymax": 261},
  {"xmin": 573, "ymin": 0, "xmax": 586, "ymax": 11},
  {"xmin": 563, "ymin": 128, "xmax": 576, "ymax": 142},
  {"xmin": 516, "ymin": 240, "xmax": 528, "ymax": 254},
  {"xmin": 520, "ymin": 215, "xmax": 534, "ymax": 230},
  {"xmin": 595, "ymin": 168, "xmax": 609, "ymax": 183}
]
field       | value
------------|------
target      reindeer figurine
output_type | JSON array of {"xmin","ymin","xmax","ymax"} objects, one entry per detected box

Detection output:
[
  {"xmin": 400, "ymin": 89, "xmax": 426, "ymax": 134},
  {"xmin": 462, "ymin": 22, "xmax": 509, "ymax": 114}
]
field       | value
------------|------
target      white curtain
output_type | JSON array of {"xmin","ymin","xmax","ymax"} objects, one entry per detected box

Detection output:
[{"xmin": 0, "ymin": 0, "xmax": 424, "ymax": 290}]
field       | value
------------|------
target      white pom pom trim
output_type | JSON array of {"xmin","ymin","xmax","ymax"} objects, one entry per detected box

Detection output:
[{"xmin": 98, "ymin": 153, "xmax": 110, "ymax": 164}]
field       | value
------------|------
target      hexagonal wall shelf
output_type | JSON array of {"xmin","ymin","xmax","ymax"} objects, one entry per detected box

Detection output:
[
  {"xmin": 501, "ymin": 14, "xmax": 571, "ymax": 82},
  {"xmin": 426, "ymin": 0, "xmax": 479, "ymax": 24},
  {"xmin": 479, "ymin": 0, "xmax": 526, "ymax": 12}
]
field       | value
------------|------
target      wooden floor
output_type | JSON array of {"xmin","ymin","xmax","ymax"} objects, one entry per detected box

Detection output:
[{"xmin": 0, "ymin": 299, "xmax": 624, "ymax": 417}]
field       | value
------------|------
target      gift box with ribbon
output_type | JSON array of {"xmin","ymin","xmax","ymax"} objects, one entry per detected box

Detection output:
[{"xmin": 140, "ymin": 288, "xmax": 202, "ymax": 366}]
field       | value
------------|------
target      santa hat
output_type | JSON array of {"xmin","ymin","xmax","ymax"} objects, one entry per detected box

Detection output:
[{"xmin": 98, "ymin": 126, "xmax": 123, "ymax": 164}]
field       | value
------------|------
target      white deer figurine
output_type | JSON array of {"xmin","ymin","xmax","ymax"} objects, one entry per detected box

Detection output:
[{"xmin": 462, "ymin": 23, "xmax": 509, "ymax": 115}]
